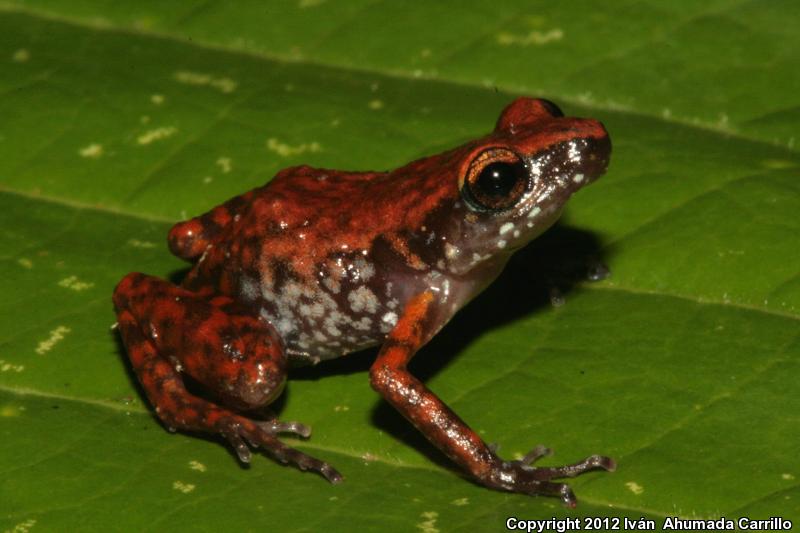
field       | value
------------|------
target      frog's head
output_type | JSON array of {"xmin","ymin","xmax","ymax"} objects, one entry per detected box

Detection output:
[{"xmin": 441, "ymin": 97, "xmax": 610, "ymax": 275}]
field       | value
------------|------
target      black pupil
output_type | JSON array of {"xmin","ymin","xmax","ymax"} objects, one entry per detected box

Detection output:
[{"xmin": 476, "ymin": 162, "xmax": 520, "ymax": 198}]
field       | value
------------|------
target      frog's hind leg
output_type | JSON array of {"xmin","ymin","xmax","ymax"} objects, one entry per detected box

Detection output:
[{"xmin": 112, "ymin": 273, "xmax": 342, "ymax": 483}]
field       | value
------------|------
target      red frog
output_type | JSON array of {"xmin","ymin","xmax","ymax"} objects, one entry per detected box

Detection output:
[{"xmin": 113, "ymin": 97, "xmax": 614, "ymax": 506}]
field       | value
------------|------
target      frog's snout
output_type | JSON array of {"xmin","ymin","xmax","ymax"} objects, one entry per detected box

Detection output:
[{"xmin": 581, "ymin": 127, "xmax": 611, "ymax": 184}]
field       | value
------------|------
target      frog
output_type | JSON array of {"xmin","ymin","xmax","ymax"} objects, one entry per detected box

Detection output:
[{"xmin": 112, "ymin": 97, "xmax": 614, "ymax": 506}]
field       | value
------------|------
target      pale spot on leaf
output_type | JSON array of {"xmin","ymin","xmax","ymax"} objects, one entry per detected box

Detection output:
[
  {"xmin": 79, "ymin": 143, "xmax": 103, "ymax": 158},
  {"xmin": 497, "ymin": 28, "xmax": 563, "ymax": 46},
  {"xmin": 266, "ymin": 137, "xmax": 321, "ymax": 157},
  {"xmin": 150, "ymin": 94, "xmax": 165, "ymax": 105},
  {"xmin": 172, "ymin": 480, "xmax": 196, "ymax": 493},
  {"xmin": 417, "ymin": 511, "xmax": 439, "ymax": 533},
  {"xmin": 6, "ymin": 518, "xmax": 36, "ymax": 533},
  {"xmin": 0, "ymin": 359, "xmax": 25, "ymax": 373},
  {"xmin": 625, "ymin": 481, "xmax": 644, "ymax": 495},
  {"xmin": 216, "ymin": 157, "xmax": 232, "ymax": 173},
  {"xmin": 368, "ymin": 99, "xmax": 384, "ymax": 110},
  {"xmin": 189, "ymin": 460, "xmax": 207, "ymax": 472},
  {"xmin": 174, "ymin": 70, "xmax": 237, "ymax": 93},
  {"xmin": 35, "ymin": 326, "xmax": 71, "ymax": 354},
  {"xmin": 137, "ymin": 127, "xmax": 177, "ymax": 145},
  {"xmin": 18, "ymin": 258, "xmax": 33, "ymax": 268},
  {"xmin": 12, "ymin": 49, "xmax": 30, "ymax": 63},
  {"xmin": 58, "ymin": 275, "xmax": 94, "ymax": 291},
  {"xmin": 127, "ymin": 239, "xmax": 155, "ymax": 249}
]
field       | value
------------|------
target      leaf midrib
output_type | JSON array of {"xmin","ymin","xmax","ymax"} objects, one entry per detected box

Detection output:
[{"xmin": 3, "ymin": 184, "xmax": 797, "ymax": 323}]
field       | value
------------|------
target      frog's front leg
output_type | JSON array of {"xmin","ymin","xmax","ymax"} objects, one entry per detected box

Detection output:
[
  {"xmin": 369, "ymin": 291, "xmax": 615, "ymax": 506},
  {"xmin": 113, "ymin": 273, "xmax": 341, "ymax": 483}
]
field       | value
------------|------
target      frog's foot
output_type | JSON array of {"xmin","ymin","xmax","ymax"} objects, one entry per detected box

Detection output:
[
  {"xmin": 484, "ymin": 448, "xmax": 615, "ymax": 507},
  {"xmin": 217, "ymin": 416, "xmax": 342, "ymax": 484}
]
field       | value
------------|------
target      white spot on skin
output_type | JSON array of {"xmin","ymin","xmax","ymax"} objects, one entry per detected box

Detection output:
[
  {"xmin": 353, "ymin": 317, "xmax": 372, "ymax": 331},
  {"xmin": 172, "ymin": 480, "xmax": 196, "ymax": 493},
  {"xmin": 240, "ymin": 276, "xmax": 259, "ymax": 301},
  {"xmin": 573, "ymin": 173, "xmax": 585, "ymax": 183},
  {"xmin": 150, "ymin": 94, "xmax": 165, "ymax": 105},
  {"xmin": 348, "ymin": 286, "xmax": 378, "ymax": 313},
  {"xmin": 527, "ymin": 206, "xmax": 541, "ymax": 219},
  {"xmin": 174, "ymin": 70, "xmax": 237, "ymax": 93},
  {"xmin": 499, "ymin": 222, "xmax": 514, "ymax": 235},
  {"xmin": 353, "ymin": 257, "xmax": 376, "ymax": 281},
  {"xmin": 189, "ymin": 460, "xmax": 206, "ymax": 472},
  {"xmin": 79, "ymin": 143, "xmax": 103, "ymax": 158},
  {"xmin": 444, "ymin": 243, "xmax": 459, "ymax": 259},
  {"xmin": 12, "ymin": 49, "xmax": 31, "ymax": 62},
  {"xmin": 276, "ymin": 318, "xmax": 293, "ymax": 336},
  {"xmin": 310, "ymin": 303, "xmax": 325, "ymax": 318},
  {"xmin": 625, "ymin": 481, "xmax": 644, "ymax": 495},
  {"xmin": 266, "ymin": 137, "xmax": 321, "ymax": 157},
  {"xmin": 58, "ymin": 276, "xmax": 94, "ymax": 291},
  {"xmin": 35, "ymin": 326, "xmax": 71, "ymax": 354},
  {"xmin": 513, "ymin": 230, "xmax": 520, "ymax": 238},
  {"xmin": 497, "ymin": 240, "xmax": 507, "ymax": 249},
  {"xmin": 137, "ymin": 127, "xmax": 177, "ymax": 145},
  {"xmin": 382, "ymin": 312, "xmax": 398, "ymax": 327}
]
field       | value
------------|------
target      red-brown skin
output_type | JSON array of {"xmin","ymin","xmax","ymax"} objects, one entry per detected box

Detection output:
[{"xmin": 113, "ymin": 97, "xmax": 615, "ymax": 506}]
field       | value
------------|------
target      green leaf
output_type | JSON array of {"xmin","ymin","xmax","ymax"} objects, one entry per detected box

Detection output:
[{"xmin": 1, "ymin": 2, "xmax": 798, "ymax": 530}]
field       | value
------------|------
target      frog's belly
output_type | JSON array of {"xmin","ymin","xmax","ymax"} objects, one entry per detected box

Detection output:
[{"xmin": 255, "ymin": 279, "xmax": 403, "ymax": 363}]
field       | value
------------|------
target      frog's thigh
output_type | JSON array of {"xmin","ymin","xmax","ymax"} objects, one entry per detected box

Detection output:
[{"xmin": 113, "ymin": 273, "xmax": 287, "ymax": 411}]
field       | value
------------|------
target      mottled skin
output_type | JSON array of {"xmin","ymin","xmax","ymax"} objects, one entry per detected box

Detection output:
[{"xmin": 113, "ymin": 97, "xmax": 614, "ymax": 506}]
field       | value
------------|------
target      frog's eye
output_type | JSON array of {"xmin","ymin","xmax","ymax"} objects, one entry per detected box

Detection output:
[{"xmin": 462, "ymin": 148, "xmax": 529, "ymax": 211}]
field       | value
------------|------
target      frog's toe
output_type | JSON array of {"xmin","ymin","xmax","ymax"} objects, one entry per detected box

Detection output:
[
  {"xmin": 224, "ymin": 430, "xmax": 253, "ymax": 463},
  {"xmin": 520, "ymin": 445, "xmax": 552, "ymax": 465},
  {"xmin": 526, "ymin": 453, "xmax": 616, "ymax": 479},
  {"xmin": 258, "ymin": 419, "xmax": 312, "ymax": 438}
]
